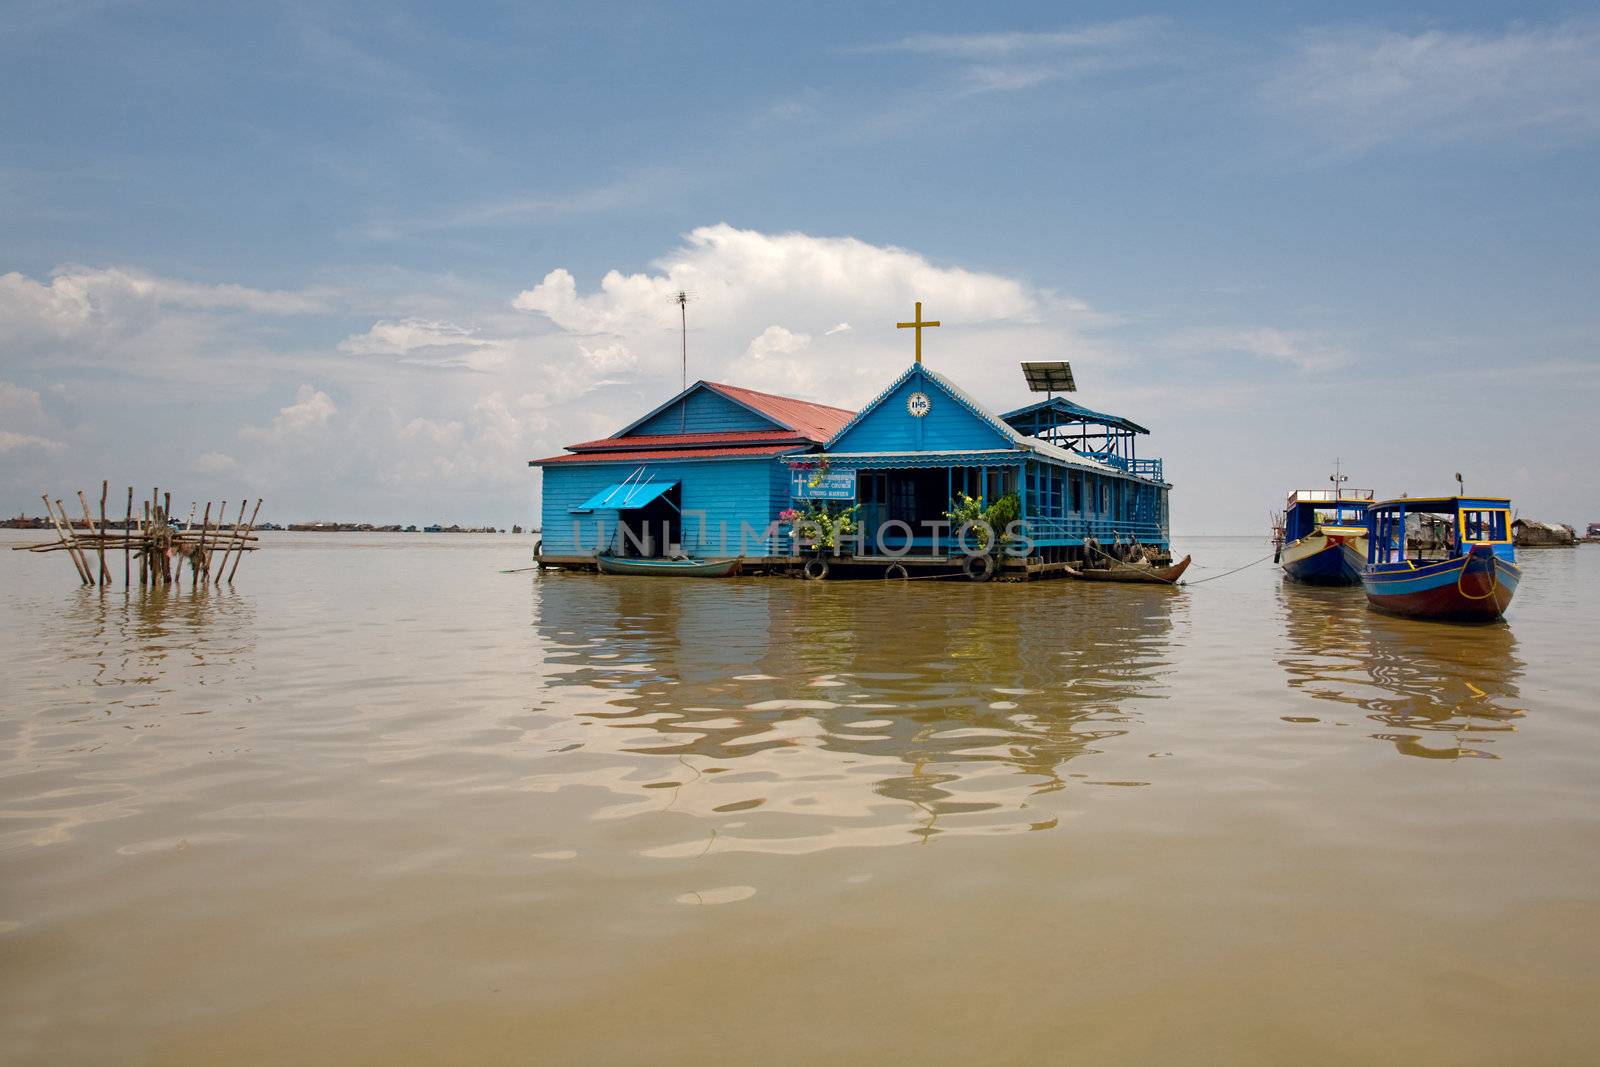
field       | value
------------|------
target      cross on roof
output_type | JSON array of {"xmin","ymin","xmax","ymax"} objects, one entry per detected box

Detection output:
[{"xmin": 896, "ymin": 301, "xmax": 940, "ymax": 365}]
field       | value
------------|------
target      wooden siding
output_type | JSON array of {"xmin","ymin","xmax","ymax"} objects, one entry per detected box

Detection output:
[
  {"xmin": 629, "ymin": 387, "xmax": 780, "ymax": 437},
  {"xmin": 539, "ymin": 457, "xmax": 789, "ymax": 556},
  {"xmin": 829, "ymin": 366, "xmax": 1012, "ymax": 454}
]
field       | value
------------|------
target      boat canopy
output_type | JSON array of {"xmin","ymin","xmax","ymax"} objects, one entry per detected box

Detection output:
[{"xmin": 576, "ymin": 479, "xmax": 678, "ymax": 511}]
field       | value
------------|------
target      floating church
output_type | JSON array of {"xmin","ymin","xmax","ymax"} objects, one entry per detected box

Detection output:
[{"xmin": 530, "ymin": 305, "xmax": 1171, "ymax": 578}]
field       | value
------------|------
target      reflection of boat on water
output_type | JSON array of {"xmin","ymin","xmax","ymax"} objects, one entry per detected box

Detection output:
[
  {"xmin": 530, "ymin": 573, "xmax": 1177, "ymax": 839},
  {"xmin": 1277, "ymin": 579, "xmax": 1525, "ymax": 760},
  {"xmin": 1363, "ymin": 496, "xmax": 1520, "ymax": 621},
  {"xmin": 1271, "ymin": 480, "xmax": 1372, "ymax": 585}
]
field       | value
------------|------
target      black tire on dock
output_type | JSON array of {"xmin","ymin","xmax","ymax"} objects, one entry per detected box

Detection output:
[
  {"xmin": 883, "ymin": 563, "xmax": 909, "ymax": 580},
  {"xmin": 802, "ymin": 557, "xmax": 830, "ymax": 581},
  {"xmin": 962, "ymin": 554, "xmax": 995, "ymax": 582}
]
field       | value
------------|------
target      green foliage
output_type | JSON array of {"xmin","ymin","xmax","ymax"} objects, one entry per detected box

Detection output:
[{"xmin": 943, "ymin": 490, "xmax": 1021, "ymax": 553}]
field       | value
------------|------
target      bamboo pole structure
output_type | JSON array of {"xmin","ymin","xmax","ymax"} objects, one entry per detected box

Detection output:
[
  {"xmin": 77, "ymin": 490, "xmax": 107, "ymax": 585},
  {"xmin": 59, "ymin": 497, "xmax": 96, "ymax": 584},
  {"xmin": 227, "ymin": 499, "xmax": 263, "ymax": 584},
  {"xmin": 214, "ymin": 499, "xmax": 247, "ymax": 585},
  {"xmin": 44, "ymin": 495, "xmax": 92, "ymax": 584},
  {"xmin": 20, "ymin": 485, "xmax": 265, "ymax": 588}
]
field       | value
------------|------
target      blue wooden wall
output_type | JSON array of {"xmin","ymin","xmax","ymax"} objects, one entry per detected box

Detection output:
[
  {"xmin": 627, "ymin": 387, "xmax": 779, "ymax": 436},
  {"xmin": 540, "ymin": 457, "xmax": 789, "ymax": 556},
  {"xmin": 829, "ymin": 366, "xmax": 1010, "ymax": 454}
]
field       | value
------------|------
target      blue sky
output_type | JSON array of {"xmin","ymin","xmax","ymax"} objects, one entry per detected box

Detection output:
[{"xmin": 3, "ymin": 2, "xmax": 1597, "ymax": 530}]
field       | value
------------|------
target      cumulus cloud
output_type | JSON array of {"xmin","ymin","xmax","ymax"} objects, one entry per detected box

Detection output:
[
  {"xmin": 242, "ymin": 384, "xmax": 338, "ymax": 443},
  {"xmin": 746, "ymin": 325, "xmax": 811, "ymax": 361},
  {"xmin": 510, "ymin": 223, "xmax": 1066, "ymax": 405},
  {"xmin": 1267, "ymin": 19, "xmax": 1600, "ymax": 153}
]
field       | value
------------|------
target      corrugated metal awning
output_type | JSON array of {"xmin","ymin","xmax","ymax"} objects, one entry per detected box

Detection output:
[{"xmin": 575, "ymin": 480, "xmax": 678, "ymax": 511}]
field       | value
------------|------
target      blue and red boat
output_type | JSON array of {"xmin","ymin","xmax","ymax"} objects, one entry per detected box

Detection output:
[
  {"xmin": 1273, "ymin": 485, "xmax": 1373, "ymax": 585},
  {"xmin": 1361, "ymin": 496, "xmax": 1520, "ymax": 622}
]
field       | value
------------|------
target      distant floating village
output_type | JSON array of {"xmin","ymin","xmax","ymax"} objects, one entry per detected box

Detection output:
[{"xmin": 2, "ymin": 516, "xmax": 526, "ymax": 534}]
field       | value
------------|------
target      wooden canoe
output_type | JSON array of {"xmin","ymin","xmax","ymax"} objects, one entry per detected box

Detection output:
[
  {"xmin": 595, "ymin": 554, "xmax": 742, "ymax": 578},
  {"xmin": 1064, "ymin": 554, "xmax": 1191, "ymax": 584}
]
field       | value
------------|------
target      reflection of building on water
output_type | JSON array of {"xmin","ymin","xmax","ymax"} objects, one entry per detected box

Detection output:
[
  {"xmin": 1276, "ymin": 582, "xmax": 1525, "ymax": 760},
  {"xmin": 531, "ymin": 574, "xmax": 1176, "ymax": 839}
]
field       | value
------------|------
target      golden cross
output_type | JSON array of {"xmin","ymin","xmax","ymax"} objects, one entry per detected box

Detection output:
[{"xmin": 897, "ymin": 301, "xmax": 940, "ymax": 364}]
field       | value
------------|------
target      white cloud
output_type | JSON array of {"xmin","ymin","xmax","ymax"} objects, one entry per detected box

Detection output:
[
  {"xmin": 855, "ymin": 19, "xmax": 1166, "ymax": 59},
  {"xmin": 1267, "ymin": 19, "xmax": 1600, "ymax": 153},
  {"xmin": 242, "ymin": 384, "xmax": 338, "ymax": 443},
  {"xmin": 746, "ymin": 325, "xmax": 811, "ymax": 361},
  {"xmin": 0, "ymin": 430, "xmax": 65, "ymax": 454},
  {"xmin": 193, "ymin": 451, "xmax": 239, "ymax": 474},
  {"xmin": 848, "ymin": 18, "xmax": 1173, "ymax": 95},
  {"xmin": 1170, "ymin": 327, "xmax": 1350, "ymax": 372},
  {"xmin": 509, "ymin": 223, "xmax": 1086, "ymax": 406}
]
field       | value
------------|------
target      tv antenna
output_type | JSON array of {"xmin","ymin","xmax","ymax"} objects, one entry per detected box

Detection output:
[{"xmin": 673, "ymin": 290, "xmax": 693, "ymax": 433}]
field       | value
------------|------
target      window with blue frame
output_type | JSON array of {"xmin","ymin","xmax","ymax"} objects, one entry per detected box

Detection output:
[{"xmin": 1461, "ymin": 509, "xmax": 1509, "ymax": 543}]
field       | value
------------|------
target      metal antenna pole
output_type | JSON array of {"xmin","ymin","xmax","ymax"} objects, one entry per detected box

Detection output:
[{"xmin": 674, "ymin": 290, "xmax": 690, "ymax": 433}]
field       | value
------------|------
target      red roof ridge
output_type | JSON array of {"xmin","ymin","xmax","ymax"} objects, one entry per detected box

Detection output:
[
  {"xmin": 702, "ymin": 380, "xmax": 855, "ymax": 416},
  {"xmin": 701, "ymin": 381, "xmax": 856, "ymax": 442}
]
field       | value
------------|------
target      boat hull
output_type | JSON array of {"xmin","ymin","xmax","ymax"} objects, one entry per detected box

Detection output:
[
  {"xmin": 595, "ymin": 555, "xmax": 742, "ymax": 578},
  {"xmin": 1065, "ymin": 555, "xmax": 1191, "ymax": 584},
  {"xmin": 1281, "ymin": 533, "xmax": 1366, "ymax": 585},
  {"xmin": 1361, "ymin": 548, "xmax": 1519, "ymax": 621}
]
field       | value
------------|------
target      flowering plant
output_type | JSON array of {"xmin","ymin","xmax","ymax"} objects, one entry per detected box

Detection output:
[{"xmin": 785, "ymin": 501, "xmax": 859, "ymax": 551}]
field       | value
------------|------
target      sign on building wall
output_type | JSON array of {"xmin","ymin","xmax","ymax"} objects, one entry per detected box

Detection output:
[{"xmin": 792, "ymin": 469, "xmax": 857, "ymax": 500}]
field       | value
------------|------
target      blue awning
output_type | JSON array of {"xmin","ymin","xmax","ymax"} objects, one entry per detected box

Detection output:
[{"xmin": 574, "ymin": 480, "xmax": 678, "ymax": 511}]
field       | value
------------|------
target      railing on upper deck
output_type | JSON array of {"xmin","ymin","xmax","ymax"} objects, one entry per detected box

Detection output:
[
  {"xmin": 1077, "ymin": 451, "xmax": 1164, "ymax": 482},
  {"xmin": 1286, "ymin": 489, "xmax": 1374, "ymax": 506},
  {"xmin": 1019, "ymin": 516, "xmax": 1166, "ymax": 544}
]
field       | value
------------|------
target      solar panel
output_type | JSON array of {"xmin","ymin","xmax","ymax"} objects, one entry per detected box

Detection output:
[{"xmin": 1021, "ymin": 361, "xmax": 1076, "ymax": 393}]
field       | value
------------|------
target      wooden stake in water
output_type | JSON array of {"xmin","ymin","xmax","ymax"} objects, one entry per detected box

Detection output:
[
  {"xmin": 124, "ymin": 486, "xmax": 133, "ymax": 588},
  {"xmin": 214, "ymin": 499, "xmax": 247, "ymax": 585},
  {"xmin": 228, "ymin": 499, "xmax": 263, "ymax": 584},
  {"xmin": 44, "ymin": 495, "xmax": 91, "ymax": 584}
]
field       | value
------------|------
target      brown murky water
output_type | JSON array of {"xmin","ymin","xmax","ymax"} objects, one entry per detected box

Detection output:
[{"xmin": 3, "ymin": 533, "xmax": 1598, "ymax": 1064}]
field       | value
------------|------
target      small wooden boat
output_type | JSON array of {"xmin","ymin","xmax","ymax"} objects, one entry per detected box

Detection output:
[
  {"xmin": 1272, "ymin": 481, "xmax": 1373, "ymax": 585},
  {"xmin": 1064, "ymin": 554, "xmax": 1191, "ymax": 584},
  {"xmin": 1362, "ymin": 496, "xmax": 1519, "ymax": 621},
  {"xmin": 595, "ymin": 554, "xmax": 742, "ymax": 578}
]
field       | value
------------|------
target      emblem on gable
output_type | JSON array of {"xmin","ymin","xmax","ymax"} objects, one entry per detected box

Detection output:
[{"xmin": 906, "ymin": 391, "xmax": 932, "ymax": 418}]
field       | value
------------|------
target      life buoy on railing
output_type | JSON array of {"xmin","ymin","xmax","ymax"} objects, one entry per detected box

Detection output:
[
  {"xmin": 802, "ymin": 557, "xmax": 830, "ymax": 581},
  {"xmin": 962, "ymin": 554, "xmax": 995, "ymax": 582},
  {"xmin": 533, "ymin": 538, "xmax": 543, "ymax": 558},
  {"xmin": 883, "ymin": 563, "xmax": 909, "ymax": 580}
]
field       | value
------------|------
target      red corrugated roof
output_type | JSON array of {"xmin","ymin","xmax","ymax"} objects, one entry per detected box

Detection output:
[
  {"xmin": 703, "ymin": 381, "xmax": 855, "ymax": 442},
  {"xmin": 530, "ymin": 444, "xmax": 806, "ymax": 466},
  {"xmin": 567, "ymin": 430, "xmax": 808, "ymax": 452}
]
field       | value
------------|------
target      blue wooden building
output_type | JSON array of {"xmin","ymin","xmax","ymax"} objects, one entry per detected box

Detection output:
[{"xmin": 531, "ymin": 330, "xmax": 1171, "ymax": 576}]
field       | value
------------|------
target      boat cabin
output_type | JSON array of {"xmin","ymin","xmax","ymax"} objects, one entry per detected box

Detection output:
[
  {"xmin": 1280, "ymin": 489, "xmax": 1374, "ymax": 544},
  {"xmin": 1366, "ymin": 496, "xmax": 1515, "ymax": 566}
]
